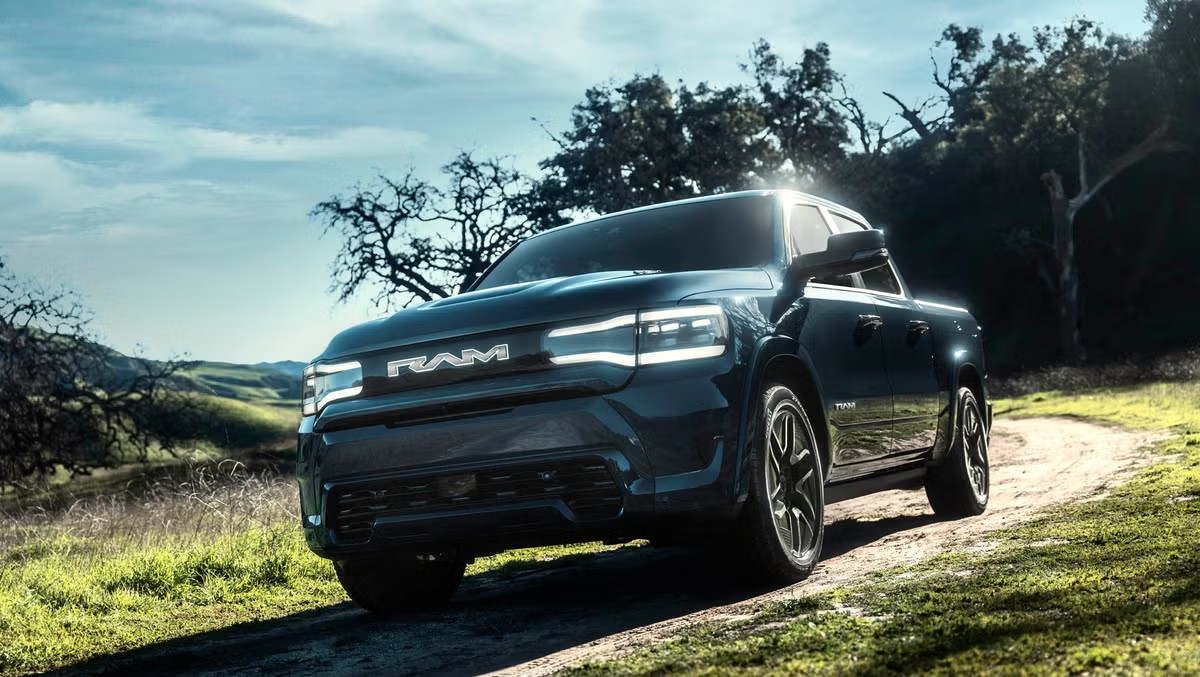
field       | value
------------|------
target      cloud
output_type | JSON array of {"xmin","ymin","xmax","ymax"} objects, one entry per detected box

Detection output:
[
  {"xmin": 0, "ymin": 100, "xmax": 425, "ymax": 164},
  {"xmin": 183, "ymin": 125, "xmax": 425, "ymax": 162},
  {"xmin": 0, "ymin": 148, "xmax": 296, "ymax": 249}
]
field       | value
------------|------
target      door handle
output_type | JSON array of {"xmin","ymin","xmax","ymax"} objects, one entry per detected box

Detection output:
[
  {"xmin": 908, "ymin": 320, "xmax": 931, "ymax": 334},
  {"xmin": 857, "ymin": 314, "xmax": 883, "ymax": 330}
]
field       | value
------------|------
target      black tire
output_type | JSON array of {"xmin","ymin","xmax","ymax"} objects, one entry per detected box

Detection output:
[
  {"xmin": 335, "ymin": 553, "xmax": 465, "ymax": 614},
  {"xmin": 734, "ymin": 384, "xmax": 825, "ymax": 584},
  {"xmin": 925, "ymin": 387, "xmax": 990, "ymax": 518}
]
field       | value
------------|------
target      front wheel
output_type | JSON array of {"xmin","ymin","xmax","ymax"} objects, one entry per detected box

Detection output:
[
  {"xmin": 335, "ymin": 552, "xmax": 465, "ymax": 614},
  {"xmin": 925, "ymin": 387, "xmax": 990, "ymax": 518},
  {"xmin": 735, "ymin": 385, "xmax": 825, "ymax": 584}
]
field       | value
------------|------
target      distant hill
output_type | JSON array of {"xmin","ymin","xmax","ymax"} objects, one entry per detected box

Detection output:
[
  {"xmin": 178, "ymin": 362, "xmax": 301, "ymax": 404},
  {"xmin": 99, "ymin": 346, "xmax": 302, "ymax": 406},
  {"xmin": 252, "ymin": 360, "xmax": 307, "ymax": 377}
]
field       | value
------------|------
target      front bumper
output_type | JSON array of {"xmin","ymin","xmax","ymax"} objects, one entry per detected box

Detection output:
[{"xmin": 297, "ymin": 361, "xmax": 745, "ymax": 559}]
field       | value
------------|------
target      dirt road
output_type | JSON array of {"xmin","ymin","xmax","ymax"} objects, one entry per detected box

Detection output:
[{"xmin": 66, "ymin": 417, "xmax": 1163, "ymax": 677}]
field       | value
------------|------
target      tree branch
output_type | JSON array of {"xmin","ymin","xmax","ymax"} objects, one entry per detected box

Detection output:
[{"xmin": 1068, "ymin": 121, "xmax": 1189, "ymax": 217}]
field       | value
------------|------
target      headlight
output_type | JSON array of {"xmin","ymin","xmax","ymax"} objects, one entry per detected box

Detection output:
[
  {"xmin": 637, "ymin": 306, "xmax": 729, "ymax": 364},
  {"xmin": 544, "ymin": 305, "xmax": 729, "ymax": 367},
  {"xmin": 301, "ymin": 361, "xmax": 363, "ymax": 416}
]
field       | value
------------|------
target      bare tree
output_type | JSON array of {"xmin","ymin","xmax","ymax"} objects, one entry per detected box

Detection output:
[
  {"xmin": 312, "ymin": 152, "xmax": 540, "ymax": 310},
  {"xmin": 836, "ymin": 81, "xmax": 908, "ymax": 158},
  {"xmin": 0, "ymin": 258, "xmax": 193, "ymax": 489},
  {"xmin": 881, "ymin": 25, "xmax": 1030, "ymax": 142},
  {"xmin": 1040, "ymin": 121, "xmax": 1187, "ymax": 362},
  {"xmin": 992, "ymin": 20, "xmax": 1188, "ymax": 362}
]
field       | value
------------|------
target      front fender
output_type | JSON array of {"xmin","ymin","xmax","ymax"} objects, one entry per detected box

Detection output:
[{"xmin": 733, "ymin": 334, "xmax": 829, "ymax": 502}]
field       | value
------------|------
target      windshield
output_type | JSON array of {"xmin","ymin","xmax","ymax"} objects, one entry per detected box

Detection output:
[{"xmin": 475, "ymin": 195, "xmax": 776, "ymax": 290}]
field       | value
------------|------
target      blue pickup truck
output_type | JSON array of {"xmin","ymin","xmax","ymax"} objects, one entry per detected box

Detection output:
[{"xmin": 296, "ymin": 190, "xmax": 992, "ymax": 612}]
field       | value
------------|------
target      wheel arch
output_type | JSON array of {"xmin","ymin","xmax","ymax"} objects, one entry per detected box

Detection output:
[
  {"xmin": 736, "ymin": 337, "xmax": 831, "ymax": 501},
  {"xmin": 932, "ymin": 357, "xmax": 990, "ymax": 462}
]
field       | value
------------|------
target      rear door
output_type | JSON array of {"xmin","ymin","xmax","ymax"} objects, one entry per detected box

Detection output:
[
  {"xmin": 786, "ymin": 203, "xmax": 893, "ymax": 477},
  {"xmin": 826, "ymin": 212, "xmax": 941, "ymax": 457}
]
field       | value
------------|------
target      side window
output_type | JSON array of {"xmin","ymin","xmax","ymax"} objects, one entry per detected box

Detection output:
[
  {"xmin": 828, "ymin": 212, "xmax": 904, "ymax": 296},
  {"xmin": 790, "ymin": 205, "xmax": 854, "ymax": 288},
  {"xmin": 789, "ymin": 205, "xmax": 831, "ymax": 256}
]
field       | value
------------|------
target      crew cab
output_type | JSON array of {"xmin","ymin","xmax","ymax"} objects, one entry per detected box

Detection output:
[{"xmin": 297, "ymin": 190, "xmax": 992, "ymax": 612}]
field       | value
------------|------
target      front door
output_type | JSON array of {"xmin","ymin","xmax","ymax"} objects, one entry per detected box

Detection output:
[
  {"xmin": 799, "ymin": 286, "xmax": 894, "ymax": 473},
  {"xmin": 786, "ymin": 203, "xmax": 893, "ymax": 479},
  {"xmin": 824, "ymin": 211, "xmax": 940, "ymax": 459}
]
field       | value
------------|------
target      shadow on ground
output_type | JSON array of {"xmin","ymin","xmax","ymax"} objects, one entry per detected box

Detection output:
[{"xmin": 58, "ymin": 513, "xmax": 942, "ymax": 677}]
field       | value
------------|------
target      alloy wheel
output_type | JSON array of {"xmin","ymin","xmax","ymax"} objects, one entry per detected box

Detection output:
[
  {"xmin": 765, "ymin": 402, "xmax": 822, "ymax": 561},
  {"xmin": 961, "ymin": 400, "xmax": 989, "ymax": 500}
]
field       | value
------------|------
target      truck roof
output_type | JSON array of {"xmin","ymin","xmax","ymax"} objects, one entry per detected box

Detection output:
[{"xmin": 529, "ymin": 190, "xmax": 871, "ymax": 241}]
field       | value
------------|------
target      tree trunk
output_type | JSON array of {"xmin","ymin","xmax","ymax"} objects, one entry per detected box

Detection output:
[
  {"xmin": 1041, "ymin": 169, "xmax": 1086, "ymax": 364},
  {"xmin": 1037, "ymin": 122, "xmax": 1184, "ymax": 365}
]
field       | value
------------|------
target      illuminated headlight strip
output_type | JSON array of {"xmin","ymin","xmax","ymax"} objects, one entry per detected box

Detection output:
[
  {"xmin": 301, "ymin": 360, "xmax": 363, "ymax": 416},
  {"xmin": 639, "ymin": 345, "xmax": 726, "ymax": 364},
  {"xmin": 544, "ymin": 305, "xmax": 729, "ymax": 368},
  {"xmin": 307, "ymin": 360, "xmax": 361, "ymax": 375},
  {"xmin": 547, "ymin": 314, "xmax": 637, "ymax": 337},
  {"xmin": 639, "ymin": 305, "xmax": 726, "ymax": 322},
  {"xmin": 550, "ymin": 352, "xmax": 638, "ymax": 367},
  {"xmin": 313, "ymin": 385, "xmax": 363, "ymax": 412}
]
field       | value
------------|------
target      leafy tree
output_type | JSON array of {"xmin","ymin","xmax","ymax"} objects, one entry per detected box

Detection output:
[
  {"xmin": 741, "ymin": 40, "xmax": 848, "ymax": 179},
  {"xmin": 873, "ymin": 25, "xmax": 1029, "ymax": 143},
  {"xmin": 0, "ymin": 258, "xmax": 192, "ymax": 489},
  {"xmin": 535, "ymin": 74, "xmax": 776, "ymax": 217},
  {"xmin": 1146, "ymin": 0, "xmax": 1200, "ymax": 130},
  {"xmin": 312, "ymin": 152, "xmax": 541, "ymax": 309}
]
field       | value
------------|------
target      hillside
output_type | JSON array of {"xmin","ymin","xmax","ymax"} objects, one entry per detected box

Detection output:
[
  {"xmin": 253, "ymin": 360, "xmax": 307, "ymax": 378},
  {"xmin": 97, "ymin": 348, "xmax": 304, "ymax": 468},
  {"xmin": 178, "ymin": 361, "xmax": 302, "ymax": 405}
]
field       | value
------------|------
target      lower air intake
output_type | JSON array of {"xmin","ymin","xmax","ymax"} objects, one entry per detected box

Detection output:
[{"xmin": 327, "ymin": 458, "xmax": 622, "ymax": 543}]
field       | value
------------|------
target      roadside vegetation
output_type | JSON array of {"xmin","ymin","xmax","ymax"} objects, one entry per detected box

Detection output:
[
  {"xmin": 0, "ymin": 459, "xmax": 632, "ymax": 675},
  {"xmin": 4, "ymin": 379, "xmax": 1196, "ymax": 675},
  {"xmin": 566, "ymin": 381, "xmax": 1200, "ymax": 675}
]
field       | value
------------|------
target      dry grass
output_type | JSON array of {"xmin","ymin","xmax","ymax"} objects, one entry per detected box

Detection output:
[
  {"xmin": 0, "ymin": 458, "xmax": 633, "ymax": 675},
  {"xmin": 992, "ymin": 346, "xmax": 1200, "ymax": 398},
  {"xmin": 0, "ymin": 460, "xmax": 298, "ymax": 555}
]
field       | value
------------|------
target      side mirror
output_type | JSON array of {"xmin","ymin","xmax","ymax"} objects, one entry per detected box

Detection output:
[{"xmin": 792, "ymin": 229, "xmax": 890, "ymax": 283}]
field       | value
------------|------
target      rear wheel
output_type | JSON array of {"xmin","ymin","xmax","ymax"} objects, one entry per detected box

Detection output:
[
  {"xmin": 335, "ymin": 552, "xmax": 465, "ymax": 614},
  {"xmin": 925, "ymin": 387, "xmax": 990, "ymax": 517},
  {"xmin": 735, "ymin": 385, "xmax": 825, "ymax": 584}
]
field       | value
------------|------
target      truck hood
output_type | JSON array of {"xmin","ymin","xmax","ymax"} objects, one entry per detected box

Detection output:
[{"xmin": 316, "ymin": 268, "xmax": 773, "ymax": 361}]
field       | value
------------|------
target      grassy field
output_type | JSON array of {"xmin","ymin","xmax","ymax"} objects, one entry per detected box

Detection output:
[
  {"xmin": 3, "ymin": 380, "xmax": 1197, "ymax": 674},
  {"xmin": 0, "ymin": 460, "xmax": 632, "ymax": 675},
  {"xmin": 566, "ymin": 381, "xmax": 1200, "ymax": 675}
]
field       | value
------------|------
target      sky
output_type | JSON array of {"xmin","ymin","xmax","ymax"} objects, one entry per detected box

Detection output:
[{"xmin": 0, "ymin": 0, "xmax": 1148, "ymax": 364}]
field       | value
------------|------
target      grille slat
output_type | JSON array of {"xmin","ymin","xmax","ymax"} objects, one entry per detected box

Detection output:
[{"xmin": 327, "ymin": 458, "xmax": 623, "ymax": 543}]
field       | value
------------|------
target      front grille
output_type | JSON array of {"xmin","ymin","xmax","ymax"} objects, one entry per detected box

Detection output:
[{"xmin": 327, "ymin": 458, "xmax": 622, "ymax": 543}]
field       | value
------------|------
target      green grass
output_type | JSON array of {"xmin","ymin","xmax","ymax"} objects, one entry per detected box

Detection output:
[
  {"xmin": 0, "ymin": 528, "xmax": 337, "ymax": 673},
  {"xmin": 568, "ymin": 382, "xmax": 1200, "ymax": 675},
  {"xmin": 6, "ymin": 381, "xmax": 1198, "ymax": 675},
  {"xmin": 182, "ymin": 393, "xmax": 297, "ymax": 449},
  {"xmin": 0, "ymin": 504, "xmax": 635, "ymax": 676}
]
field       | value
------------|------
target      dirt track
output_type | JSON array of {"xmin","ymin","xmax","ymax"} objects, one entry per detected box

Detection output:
[{"xmin": 66, "ymin": 417, "xmax": 1163, "ymax": 677}]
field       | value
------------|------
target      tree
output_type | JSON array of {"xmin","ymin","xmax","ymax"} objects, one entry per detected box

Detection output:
[
  {"xmin": 0, "ymin": 258, "xmax": 192, "ymax": 489},
  {"xmin": 985, "ymin": 19, "xmax": 1185, "ymax": 362},
  {"xmin": 741, "ymin": 40, "xmax": 849, "ymax": 179},
  {"xmin": 312, "ymin": 152, "xmax": 541, "ymax": 309},
  {"xmin": 1146, "ymin": 0, "xmax": 1200, "ymax": 132},
  {"xmin": 534, "ymin": 74, "xmax": 777, "ymax": 217},
  {"xmin": 879, "ymin": 25, "xmax": 1029, "ymax": 143}
]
